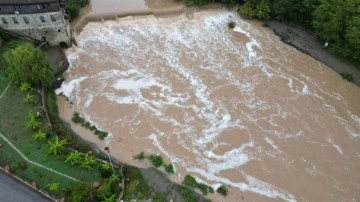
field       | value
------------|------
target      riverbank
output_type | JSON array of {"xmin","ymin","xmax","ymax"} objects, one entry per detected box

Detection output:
[{"xmin": 267, "ymin": 20, "xmax": 360, "ymax": 86}]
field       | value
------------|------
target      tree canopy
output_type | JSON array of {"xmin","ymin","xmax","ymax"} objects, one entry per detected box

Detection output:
[
  {"xmin": 3, "ymin": 42, "xmax": 55, "ymax": 88},
  {"xmin": 236, "ymin": 0, "xmax": 360, "ymax": 66}
]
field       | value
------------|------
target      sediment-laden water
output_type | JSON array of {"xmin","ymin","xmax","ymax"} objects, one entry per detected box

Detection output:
[{"xmin": 57, "ymin": 4, "xmax": 360, "ymax": 202}]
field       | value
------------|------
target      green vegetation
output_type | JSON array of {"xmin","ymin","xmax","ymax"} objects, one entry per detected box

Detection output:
[
  {"xmin": 3, "ymin": 42, "xmax": 54, "ymax": 88},
  {"xmin": 134, "ymin": 152, "xmax": 175, "ymax": 174},
  {"xmin": 183, "ymin": 175, "xmax": 214, "ymax": 195},
  {"xmin": 185, "ymin": 0, "xmax": 235, "ymax": 6},
  {"xmin": 148, "ymin": 154, "xmax": 164, "ymax": 168},
  {"xmin": 228, "ymin": 21, "xmax": 236, "ymax": 29},
  {"xmin": 122, "ymin": 165, "xmax": 151, "ymax": 201},
  {"xmin": 72, "ymin": 112, "xmax": 108, "ymax": 139},
  {"xmin": 236, "ymin": 0, "xmax": 360, "ymax": 67},
  {"xmin": 340, "ymin": 72, "xmax": 355, "ymax": 82},
  {"xmin": 216, "ymin": 185, "xmax": 228, "ymax": 196},
  {"xmin": 66, "ymin": 0, "xmax": 90, "ymax": 20}
]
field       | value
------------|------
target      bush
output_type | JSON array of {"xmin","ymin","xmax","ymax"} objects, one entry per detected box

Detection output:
[
  {"xmin": 228, "ymin": 21, "xmax": 236, "ymax": 29},
  {"xmin": 340, "ymin": 72, "xmax": 355, "ymax": 82},
  {"xmin": 177, "ymin": 185, "xmax": 198, "ymax": 202},
  {"xmin": 163, "ymin": 163, "xmax": 174, "ymax": 174},
  {"xmin": 9, "ymin": 162, "xmax": 27, "ymax": 173},
  {"xmin": 216, "ymin": 185, "xmax": 228, "ymax": 196},
  {"xmin": 65, "ymin": 183, "xmax": 96, "ymax": 202},
  {"xmin": 134, "ymin": 152, "xmax": 145, "ymax": 160},
  {"xmin": 148, "ymin": 155, "xmax": 163, "ymax": 168}
]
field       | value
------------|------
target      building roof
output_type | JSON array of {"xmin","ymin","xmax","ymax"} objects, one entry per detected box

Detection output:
[{"xmin": 0, "ymin": 0, "xmax": 59, "ymax": 5}]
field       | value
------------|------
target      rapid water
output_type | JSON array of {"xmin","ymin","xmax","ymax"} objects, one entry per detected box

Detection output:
[{"xmin": 57, "ymin": 4, "xmax": 360, "ymax": 202}]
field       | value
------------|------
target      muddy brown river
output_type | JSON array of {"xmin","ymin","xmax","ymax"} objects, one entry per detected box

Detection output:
[{"xmin": 56, "ymin": 1, "xmax": 360, "ymax": 201}]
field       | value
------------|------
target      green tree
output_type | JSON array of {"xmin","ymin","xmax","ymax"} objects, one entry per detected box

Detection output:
[
  {"xmin": 19, "ymin": 82, "xmax": 31, "ymax": 92},
  {"xmin": 23, "ymin": 93, "xmax": 34, "ymax": 104},
  {"xmin": 108, "ymin": 173, "xmax": 119, "ymax": 185},
  {"xmin": 3, "ymin": 42, "xmax": 54, "ymax": 88},
  {"xmin": 81, "ymin": 154, "xmax": 96, "ymax": 170},
  {"xmin": 101, "ymin": 194, "xmax": 116, "ymax": 202},
  {"xmin": 65, "ymin": 151, "xmax": 82, "ymax": 166},
  {"xmin": 25, "ymin": 110, "xmax": 41, "ymax": 130},
  {"xmin": 47, "ymin": 182, "xmax": 59, "ymax": 192},
  {"xmin": 255, "ymin": 0, "xmax": 270, "ymax": 20},
  {"xmin": 33, "ymin": 130, "xmax": 47, "ymax": 142},
  {"xmin": 48, "ymin": 136, "xmax": 68, "ymax": 155}
]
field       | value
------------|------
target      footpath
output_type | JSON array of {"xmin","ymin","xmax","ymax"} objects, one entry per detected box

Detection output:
[{"xmin": 268, "ymin": 20, "xmax": 360, "ymax": 87}]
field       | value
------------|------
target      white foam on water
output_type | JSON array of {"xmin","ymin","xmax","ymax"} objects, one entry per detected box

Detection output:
[
  {"xmin": 327, "ymin": 138, "xmax": 343, "ymax": 155},
  {"xmin": 62, "ymin": 9, "xmax": 360, "ymax": 202},
  {"xmin": 265, "ymin": 137, "xmax": 279, "ymax": 150},
  {"xmin": 55, "ymin": 77, "xmax": 87, "ymax": 98}
]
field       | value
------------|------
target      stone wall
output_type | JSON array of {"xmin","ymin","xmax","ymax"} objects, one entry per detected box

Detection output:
[{"xmin": 0, "ymin": 11, "xmax": 71, "ymax": 47}]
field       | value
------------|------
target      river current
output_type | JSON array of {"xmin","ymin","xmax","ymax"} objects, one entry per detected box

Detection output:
[{"xmin": 56, "ymin": 1, "xmax": 360, "ymax": 201}]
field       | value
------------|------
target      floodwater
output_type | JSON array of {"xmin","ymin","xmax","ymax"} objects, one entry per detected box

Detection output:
[{"xmin": 57, "ymin": 1, "xmax": 360, "ymax": 202}]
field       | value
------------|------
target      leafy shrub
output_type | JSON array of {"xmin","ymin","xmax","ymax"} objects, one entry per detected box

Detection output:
[
  {"xmin": 216, "ymin": 185, "xmax": 228, "ymax": 196},
  {"xmin": 163, "ymin": 163, "xmax": 174, "ymax": 174},
  {"xmin": 340, "ymin": 72, "xmax": 355, "ymax": 82},
  {"xmin": 9, "ymin": 162, "xmax": 27, "ymax": 173},
  {"xmin": 148, "ymin": 155, "xmax": 163, "ymax": 168},
  {"xmin": 133, "ymin": 152, "xmax": 145, "ymax": 160},
  {"xmin": 177, "ymin": 185, "xmax": 197, "ymax": 202},
  {"xmin": 65, "ymin": 183, "xmax": 97, "ymax": 202},
  {"xmin": 228, "ymin": 21, "xmax": 236, "ymax": 29}
]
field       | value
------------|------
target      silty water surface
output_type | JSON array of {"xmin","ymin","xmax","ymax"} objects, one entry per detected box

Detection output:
[{"xmin": 57, "ymin": 8, "xmax": 360, "ymax": 202}]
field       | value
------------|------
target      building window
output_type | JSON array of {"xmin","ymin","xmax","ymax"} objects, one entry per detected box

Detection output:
[
  {"xmin": 50, "ymin": 15, "xmax": 56, "ymax": 22},
  {"xmin": 40, "ymin": 16, "xmax": 45, "ymax": 23},
  {"xmin": 1, "ymin": 17, "xmax": 8, "ymax": 25},
  {"xmin": 23, "ymin": 16, "xmax": 29, "ymax": 24},
  {"xmin": 12, "ymin": 17, "xmax": 18, "ymax": 24}
]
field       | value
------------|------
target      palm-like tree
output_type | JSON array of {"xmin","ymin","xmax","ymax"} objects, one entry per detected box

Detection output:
[
  {"xmin": 65, "ymin": 151, "xmax": 82, "ymax": 166},
  {"xmin": 101, "ymin": 194, "xmax": 116, "ymax": 202},
  {"xmin": 81, "ymin": 154, "xmax": 96, "ymax": 170},
  {"xmin": 108, "ymin": 173, "xmax": 119, "ymax": 185},
  {"xmin": 25, "ymin": 110, "xmax": 41, "ymax": 130},
  {"xmin": 32, "ymin": 130, "xmax": 47, "ymax": 142},
  {"xmin": 19, "ymin": 82, "xmax": 31, "ymax": 92},
  {"xmin": 48, "ymin": 137, "xmax": 67, "ymax": 155}
]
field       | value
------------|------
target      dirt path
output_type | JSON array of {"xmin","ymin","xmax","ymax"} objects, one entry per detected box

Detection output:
[{"xmin": 267, "ymin": 20, "xmax": 360, "ymax": 86}]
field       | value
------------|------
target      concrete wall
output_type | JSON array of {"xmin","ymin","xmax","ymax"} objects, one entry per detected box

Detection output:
[{"xmin": 0, "ymin": 11, "xmax": 71, "ymax": 47}]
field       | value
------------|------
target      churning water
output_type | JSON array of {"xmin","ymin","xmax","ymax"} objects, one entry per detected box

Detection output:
[{"xmin": 57, "ymin": 7, "xmax": 360, "ymax": 202}]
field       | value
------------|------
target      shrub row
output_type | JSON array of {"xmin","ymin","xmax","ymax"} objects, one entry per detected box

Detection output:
[
  {"xmin": 72, "ymin": 112, "xmax": 108, "ymax": 140},
  {"xmin": 134, "ymin": 152, "xmax": 174, "ymax": 174}
]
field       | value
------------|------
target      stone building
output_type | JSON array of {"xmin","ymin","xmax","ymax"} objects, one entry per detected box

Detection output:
[{"xmin": 0, "ymin": 0, "xmax": 71, "ymax": 47}]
